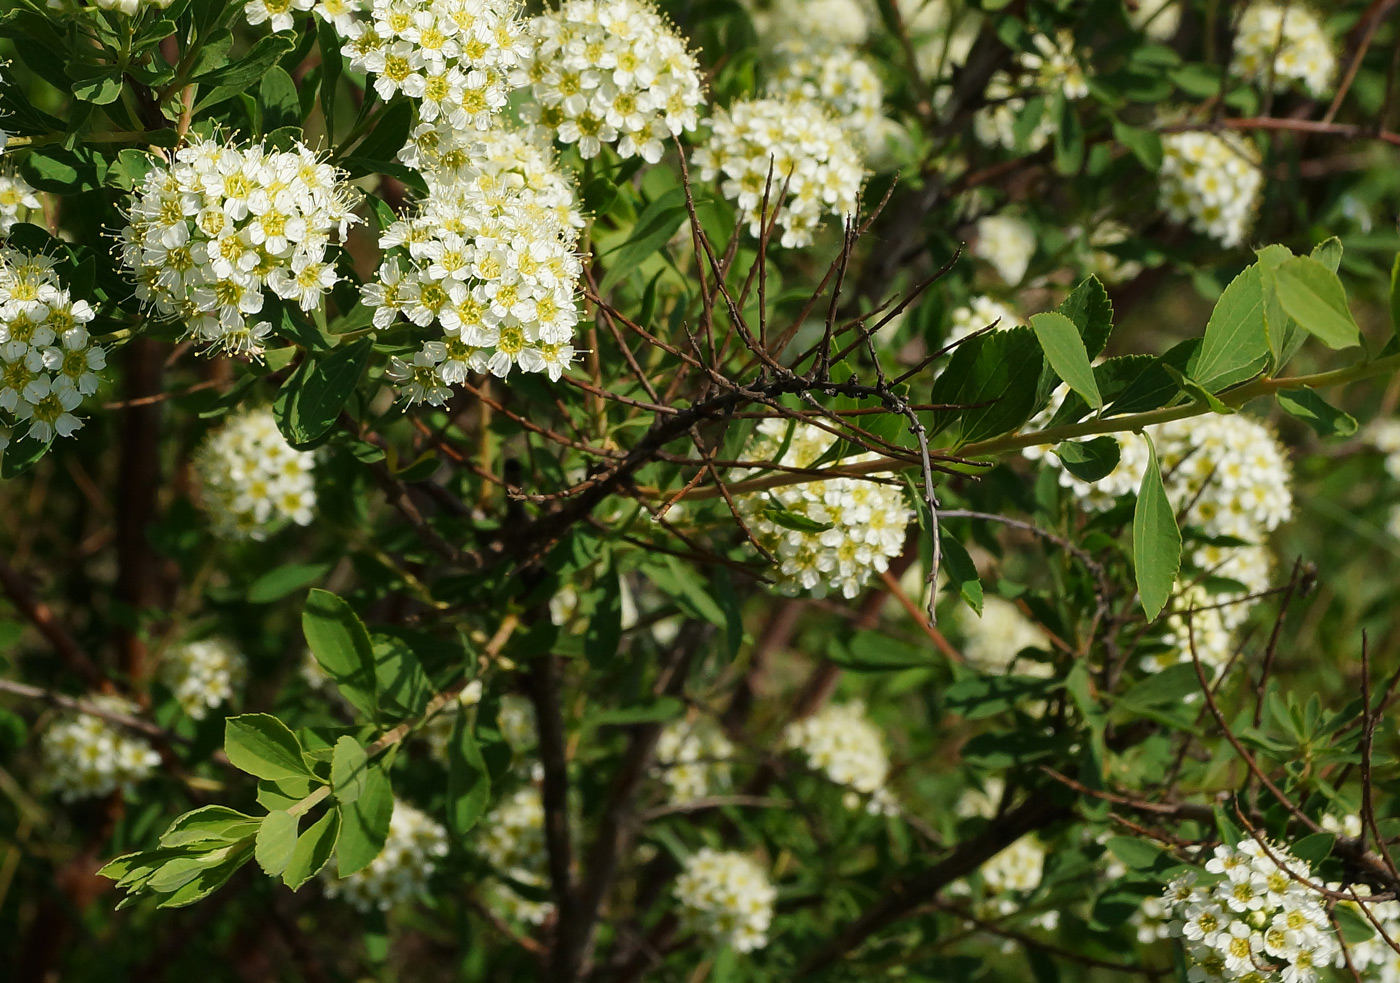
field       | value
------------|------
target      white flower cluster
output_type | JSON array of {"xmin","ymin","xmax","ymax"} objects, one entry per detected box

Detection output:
[
  {"xmin": 1164, "ymin": 839, "xmax": 1337, "ymax": 983},
  {"xmin": 120, "ymin": 137, "xmax": 360, "ymax": 357},
  {"xmin": 1037, "ymin": 414, "xmax": 1293, "ymax": 541},
  {"xmin": 0, "ymin": 170, "xmax": 40, "ymax": 234},
  {"xmin": 1033, "ymin": 413, "xmax": 1291, "ymax": 670},
  {"xmin": 1127, "ymin": 0, "xmax": 1181, "ymax": 40},
  {"xmin": 766, "ymin": 39, "xmax": 886, "ymax": 151},
  {"xmin": 323, "ymin": 800, "xmax": 449, "ymax": 910},
  {"xmin": 1232, "ymin": 3, "xmax": 1335, "ymax": 98},
  {"xmin": 0, "ymin": 249, "xmax": 105, "ymax": 445},
  {"xmin": 366, "ymin": 127, "xmax": 584, "ymax": 395},
  {"xmin": 520, "ymin": 0, "xmax": 703, "ymax": 162},
  {"xmin": 193, "ymin": 407, "xmax": 317, "ymax": 540},
  {"xmin": 1082, "ymin": 220, "xmax": 1144, "ymax": 285},
  {"xmin": 673, "ymin": 848, "xmax": 777, "ymax": 953},
  {"xmin": 749, "ymin": 0, "xmax": 871, "ymax": 47},
  {"xmin": 159, "ymin": 638, "xmax": 246, "ymax": 719},
  {"xmin": 781, "ymin": 701, "xmax": 897, "ymax": 815},
  {"xmin": 972, "ymin": 214, "xmax": 1037, "ymax": 286},
  {"xmin": 733, "ymin": 419, "xmax": 912, "ymax": 599},
  {"xmin": 1156, "ymin": 544, "xmax": 1273, "ymax": 672},
  {"xmin": 339, "ymin": 0, "xmax": 526, "ymax": 123},
  {"xmin": 1160, "ymin": 131, "xmax": 1263, "ymax": 249},
  {"xmin": 956, "ymin": 596, "xmax": 1049, "ymax": 676},
  {"xmin": 655, "ymin": 718, "xmax": 733, "ymax": 803},
  {"xmin": 693, "ymin": 97, "xmax": 864, "ymax": 249},
  {"xmin": 40, "ymin": 695, "xmax": 161, "ymax": 801},
  {"xmin": 477, "ymin": 786, "xmax": 553, "ymax": 924},
  {"xmin": 974, "ymin": 30, "xmax": 1089, "ymax": 152},
  {"xmin": 947, "ymin": 295, "xmax": 1020, "ymax": 350}
]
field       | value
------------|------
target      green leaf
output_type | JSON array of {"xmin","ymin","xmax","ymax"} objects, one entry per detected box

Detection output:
[
  {"xmin": 447, "ymin": 713, "xmax": 490, "ymax": 837},
  {"xmin": 1162, "ymin": 365, "xmax": 1234, "ymax": 414},
  {"xmin": 827, "ymin": 630, "xmax": 938, "ymax": 672},
  {"xmin": 159, "ymin": 806, "xmax": 261, "ymax": 848},
  {"xmin": 587, "ymin": 697, "xmax": 685, "ymax": 727},
  {"xmin": 224, "ymin": 714, "xmax": 316, "ymax": 782},
  {"xmin": 302, "ymin": 589, "xmax": 378, "ymax": 721},
  {"xmin": 1133, "ymin": 439, "xmax": 1181, "ymax": 621},
  {"xmin": 930, "ymin": 326, "xmax": 1044, "ymax": 445},
  {"xmin": 1275, "ymin": 388, "xmax": 1357, "ymax": 438},
  {"xmin": 1058, "ymin": 276, "xmax": 1114, "ymax": 360},
  {"xmin": 283, "ymin": 808, "xmax": 340, "ymax": 890},
  {"xmin": 346, "ymin": 97, "xmax": 414, "ymax": 166},
  {"xmin": 945, "ymin": 674, "xmax": 1061, "ymax": 719},
  {"xmin": 584, "ymin": 567, "xmax": 624, "ymax": 665},
  {"xmin": 1187, "ymin": 265, "xmax": 1270, "ymax": 393},
  {"xmin": 372, "ymin": 638, "xmax": 433, "ymax": 719},
  {"xmin": 1113, "ymin": 120, "xmax": 1163, "ymax": 170},
  {"xmin": 1390, "ymin": 254, "xmax": 1400, "ymax": 338},
  {"xmin": 67, "ymin": 62, "xmax": 123, "ymax": 105},
  {"xmin": 1106, "ymin": 340, "xmax": 1198, "ymax": 416},
  {"xmin": 1290, "ymin": 832, "xmax": 1335, "ymax": 865},
  {"xmin": 155, "ymin": 844, "xmax": 251, "ymax": 909},
  {"xmin": 273, "ymin": 339, "xmax": 372, "ymax": 446},
  {"xmin": 941, "ymin": 532, "xmax": 983, "ymax": 614},
  {"xmin": 1, "ymin": 427, "xmax": 50, "ymax": 479},
  {"xmin": 257, "ymin": 774, "xmax": 318, "ymax": 812},
  {"xmin": 193, "ymin": 34, "xmax": 297, "ymax": 111},
  {"xmin": 337, "ymin": 760, "xmax": 393, "ymax": 877},
  {"xmin": 1056, "ymin": 436, "xmax": 1120, "ymax": 482},
  {"xmin": 1272, "ymin": 256, "xmax": 1361, "ymax": 350},
  {"xmin": 330, "ymin": 736, "xmax": 368, "ymax": 805},
  {"xmin": 761, "ymin": 504, "xmax": 833, "ymax": 533},
  {"xmin": 258, "ymin": 66, "xmax": 301, "ymax": 134},
  {"xmin": 1031, "ymin": 311, "xmax": 1102, "ymax": 408},
  {"xmin": 1310, "ymin": 237, "xmax": 1342, "ymax": 273},
  {"xmin": 255, "ymin": 810, "xmax": 299, "ymax": 876},
  {"xmin": 1053, "ymin": 93, "xmax": 1084, "ymax": 175},
  {"xmin": 318, "ymin": 17, "xmax": 344, "ymax": 138},
  {"xmin": 247, "ymin": 562, "xmax": 332, "ymax": 604},
  {"xmin": 599, "ymin": 187, "xmax": 688, "ymax": 293}
]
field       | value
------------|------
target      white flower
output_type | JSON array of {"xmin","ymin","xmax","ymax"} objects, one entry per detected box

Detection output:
[
  {"xmin": 674, "ymin": 848, "xmax": 777, "ymax": 952},
  {"xmin": 732, "ymin": 420, "xmax": 912, "ymax": 599},
  {"xmin": 0, "ymin": 248, "xmax": 105, "ymax": 442},
  {"xmin": 765, "ymin": 39, "xmax": 888, "ymax": 152},
  {"xmin": 1232, "ymin": 3, "xmax": 1336, "ymax": 98},
  {"xmin": 520, "ymin": 0, "xmax": 704, "ymax": 162},
  {"xmin": 0, "ymin": 170, "xmax": 40, "ymax": 233},
  {"xmin": 948, "ymin": 295, "xmax": 1020, "ymax": 348},
  {"xmin": 193, "ymin": 407, "xmax": 318, "ymax": 541},
  {"xmin": 972, "ymin": 215, "xmax": 1036, "ymax": 285},
  {"xmin": 1127, "ymin": 0, "xmax": 1181, "ymax": 41},
  {"xmin": 974, "ymin": 30, "xmax": 1090, "ymax": 152},
  {"xmin": 655, "ymin": 718, "xmax": 734, "ymax": 803},
  {"xmin": 693, "ymin": 97, "xmax": 865, "ymax": 249},
  {"xmin": 1164, "ymin": 839, "xmax": 1339, "ymax": 983},
  {"xmin": 243, "ymin": 0, "xmax": 316, "ymax": 32},
  {"xmin": 159, "ymin": 637, "xmax": 247, "ymax": 719},
  {"xmin": 956, "ymin": 596, "xmax": 1050, "ymax": 676},
  {"xmin": 782, "ymin": 701, "xmax": 898, "ymax": 814},
  {"xmin": 748, "ymin": 0, "xmax": 871, "ymax": 46},
  {"xmin": 366, "ymin": 125, "xmax": 585, "ymax": 399},
  {"xmin": 1159, "ymin": 131, "xmax": 1263, "ymax": 249},
  {"xmin": 40, "ymin": 695, "xmax": 161, "ymax": 801},
  {"xmin": 477, "ymin": 786, "xmax": 554, "ymax": 924},
  {"xmin": 323, "ymin": 800, "xmax": 449, "ymax": 910},
  {"xmin": 120, "ymin": 138, "xmax": 361, "ymax": 356}
]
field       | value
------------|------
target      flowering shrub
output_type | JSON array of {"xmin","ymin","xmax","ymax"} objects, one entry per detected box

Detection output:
[{"xmin": 4, "ymin": 1, "xmax": 1400, "ymax": 981}]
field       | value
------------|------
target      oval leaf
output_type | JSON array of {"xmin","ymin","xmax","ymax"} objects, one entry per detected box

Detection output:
[{"xmin": 1133, "ymin": 439, "xmax": 1181, "ymax": 621}]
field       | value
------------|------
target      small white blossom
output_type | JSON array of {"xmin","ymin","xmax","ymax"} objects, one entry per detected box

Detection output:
[
  {"xmin": 477, "ymin": 786, "xmax": 554, "ymax": 924},
  {"xmin": 674, "ymin": 848, "xmax": 777, "ymax": 952},
  {"xmin": 40, "ymin": 695, "xmax": 161, "ymax": 801},
  {"xmin": 782, "ymin": 701, "xmax": 898, "ymax": 815},
  {"xmin": 119, "ymin": 137, "xmax": 361, "ymax": 356},
  {"xmin": 1232, "ymin": 3, "xmax": 1336, "ymax": 98},
  {"xmin": 733, "ymin": 420, "xmax": 912, "ymax": 599},
  {"xmin": 974, "ymin": 30, "xmax": 1090, "ymax": 152},
  {"xmin": 323, "ymin": 800, "xmax": 449, "ymax": 910},
  {"xmin": 972, "ymin": 214, "xmax": 1036, "ymax": 285},
  {"xmin": 655, "ymin": 717, "xmax": 734, "ymax": 803},
  {"xmin": 193, "ymin": 407, "xmax": 318, "ymax": 540},
  {"xmin": 1127, "ymin": 0, "xmax": 1181, "ymax": 40},
  {"xmin": 693, "ymin": 97, "xmax": 865, "ymax": 249},
  {"xmin": 0, "ymin": 248, "xmax": 106, "ymax": 443},
  {"xmin": 766, "ymin": 40, "xmax": 889, "ymax": 152},
  {"xmin": 0, "ymin": 170, "xmax": 40, "ymax": 234},
  {"xmin": 1159, "ymin": 131, "xmax": 1263, "ymax": 249},
  {"xmin": 159, "ymin": 637, "xmax": 247, "ymax": 719}
]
